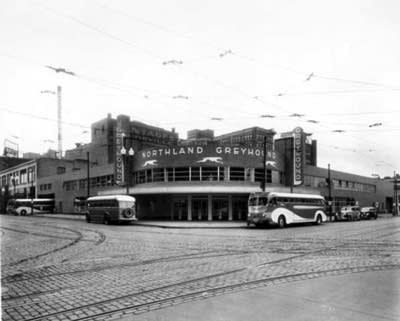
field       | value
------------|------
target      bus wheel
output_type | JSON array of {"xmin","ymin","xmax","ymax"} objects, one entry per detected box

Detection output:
[
  {"xmin": 278, "ymin": 215, "xmax": 286, "ymax": 228},
  {"xmin": 315, "ymin": 215, "xmax": 322, "ymax": 225},
  {"xmin": 20, "ymin": 210, "xmax": 27, "ymax": 216}
]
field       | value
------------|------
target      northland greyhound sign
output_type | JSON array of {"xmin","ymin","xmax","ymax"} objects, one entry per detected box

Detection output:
[
  {"xmin": 293, "ymin": 127, "xmax": 304, "ymax": 186},
  {"xmin": 133, "ymin": 145, "xmax": 285, "ymax": 171}
]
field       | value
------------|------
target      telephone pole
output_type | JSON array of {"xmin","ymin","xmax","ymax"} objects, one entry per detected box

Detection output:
[
  {"xmin": 395, "ymin": 171, "xmax": 399, "ymax": 216},
  {"xmin": 87, "ymin": 152, "xmax": 90, "ymax": 199},
  {"xmin": 261, "ymin": 136, "xmax": 267, "ymax": 192},
  {"xmin": 57, "ymin": 86, "xmax": 62, "ymax": 159}
]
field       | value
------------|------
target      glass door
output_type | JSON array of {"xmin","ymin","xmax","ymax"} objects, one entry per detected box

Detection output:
[
  {"xmin": 232, "ymin": 197, "xmax": 248, "ymax": 220},
  {"xmin": 212, "ymin": 197, "xmax": 229, "ymax": 220},
  {"xmin": 172, "ymin": 198, "xmax": 188, "ymax": 220},
  {"xmin": 192, "ymin": 198, "xmax": 208, "ymax": 221}
]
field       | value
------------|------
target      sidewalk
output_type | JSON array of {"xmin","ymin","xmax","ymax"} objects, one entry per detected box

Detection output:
[{"xmin": 29, "ymin": 212, "xmax": 398, "ymax": 229}]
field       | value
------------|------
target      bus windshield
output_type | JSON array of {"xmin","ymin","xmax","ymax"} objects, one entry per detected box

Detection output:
[{"xmin": 249, "ymin": 197, "xmax": 268, "ymax": 206}]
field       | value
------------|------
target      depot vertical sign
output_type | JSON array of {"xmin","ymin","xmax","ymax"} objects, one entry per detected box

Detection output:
[
  {"xmin": 115, "ymin": 129, "xmax": 124, "ymax": 185},
  {"xmin": 293, "ymin": 127, "xmax": 304, "ymax": 186}
]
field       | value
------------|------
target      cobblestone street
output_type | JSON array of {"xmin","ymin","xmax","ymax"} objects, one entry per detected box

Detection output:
[{"xmin": 1, "ymin": 215, "xmax": 399, "ymax": 321}]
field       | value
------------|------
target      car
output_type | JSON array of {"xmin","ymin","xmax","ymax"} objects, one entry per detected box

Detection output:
[
  {"xmin": 337, "ymin": 206, "xmax": 361, "ymax": 221},
  {"xmin": 360, "ymin": 207, "xmax": 378, "ymax": 220}
]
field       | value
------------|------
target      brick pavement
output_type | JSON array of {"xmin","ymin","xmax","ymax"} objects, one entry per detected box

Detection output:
[{"xmin": 1, "ymin": 215, "xmax": 399, "ymax": 320}]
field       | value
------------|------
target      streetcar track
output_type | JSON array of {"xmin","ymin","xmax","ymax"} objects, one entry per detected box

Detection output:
[
  {"xmin": 2, "ymin": 226, "xmax": 84, "ymax": 267},
  {"xmin": 2, "ymin": 235, "xmax": 394, "ymax": 283},
  {"xmin": 1, "ymin": 249, "xmax": 253, "ymax": 284},
  {"xmin": 2, "ymin": 246, "xmax": 322, "ymax": 306},
  {"xmin": 1, "ymin": 242, "xmax": 348, "ymax": 303},
  {"xmin": 14, "ymin": 263, "xmax": 400, "ymax": 321},
  {"xmin": 0, "ymin": 226, "xmax": 85, "ymax": 242}
]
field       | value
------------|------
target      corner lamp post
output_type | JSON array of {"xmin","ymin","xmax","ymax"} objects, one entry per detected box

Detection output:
[{"xmin": 120, "ymin": 145, "xmax": 135, "ymax": 195}]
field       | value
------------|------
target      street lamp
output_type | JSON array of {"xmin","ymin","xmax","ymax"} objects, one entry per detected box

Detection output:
[{"xmin": 120, "ymin": 145, "xmax": 134, "ymax": 195}]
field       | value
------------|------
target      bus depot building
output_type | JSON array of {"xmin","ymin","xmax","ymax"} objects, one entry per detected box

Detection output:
[{"xmin": 0, "ymin": 113, "xmax": 396, "ymax": 219}]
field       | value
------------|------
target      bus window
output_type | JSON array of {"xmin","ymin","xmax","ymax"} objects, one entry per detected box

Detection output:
[{"xmin": 259, "ymin": 197, "xmax": 268, "ymax": 206}]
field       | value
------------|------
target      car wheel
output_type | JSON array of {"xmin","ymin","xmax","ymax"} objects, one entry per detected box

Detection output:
[
  {"xmin": 278, "ymin": 215, "xmax": 286, "ymax": 228},
  {"xmin": 104, "ymin": 216, "xmax": 109, "ymax": 225},
  {"xmin": 315, "ymin": 214, "xmax": 322, "ymax": 225},
  {"xmin": 85, "ymin": 215, "xmax": 91, "ymax": 223},
  {"xmin": 20, "ymin": 210, "xmax": 27, "ymax": 216}
]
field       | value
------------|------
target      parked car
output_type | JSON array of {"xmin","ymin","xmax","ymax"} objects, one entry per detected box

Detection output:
[
  {"xmin": 337, "ymin": 206, "xmax": 361, "ymax": 221},
  {"xmin": 360, "ymin": 207, "xmax": 378, "ymax": 220}
]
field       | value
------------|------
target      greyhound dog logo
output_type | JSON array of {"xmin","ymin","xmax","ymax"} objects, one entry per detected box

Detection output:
[
  {"xmin": 143, "ymin": 160, "xmax": 158, "ymax": 167},
  {"xmin": 265, "ymin": 160, "xmax": 277, "ymax": 168},
  {"xmin": 197, "ymin": 157, "xmax": 223, "ymax": 164}
]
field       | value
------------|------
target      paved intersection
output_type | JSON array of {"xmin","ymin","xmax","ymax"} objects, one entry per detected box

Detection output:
[{"xmin": 1, "ymin": 215, "xmax": 399, "ymax": 320}]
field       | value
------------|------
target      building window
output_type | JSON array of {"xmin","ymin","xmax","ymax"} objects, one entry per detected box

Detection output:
[
  {"xmin": 106, "ymin": 175, "xmax": 114, "ymax": 186},
  {"xmin": 191, "ymin": 167, "xmax": 200, "ymax": 181},
  {"xmin": 137, "ymin": 170, "xmax": 146, "ymax": 184},
  {"xmin": 230, "ymin": 167, "xmax": 245, "ymax": 181},
  {"xmin": 79, "ymin": 179, "xmax": 86, "ymax": 189},
  {"xmin": 202, "ymin": 167, "xmax": 218, "ymax": 181},
  {"xmin": 146, "ymin": 169, "xmax": 153, "ymax": 182},
  {"xmin": 153, "ymin": 169, "xmax": 164, "ymax": 182},
  {"xmin": 253, "ymin": 169, "xmax": 271, "ymax": 183},
  {"xmin": 218, "ymin": 166, "xmax": 225, "ymax": 181},
  {"xmin": 57, "ymin": 167, "xmax": 66, "ymax": 174},
  {"xmin": 254, "ymin": 168, "xmax": 264, "ymax": 182},
  {"xmin": 166, "ymin": 168, "xmax": 174, "ymax": 182},
  {"xmin": 266, "ymin": 169, "xmax": 272, "ymax": 183},
  {"xmin": 175, "ymin": 167, "xmax": 189, "ymax": 181},
  {"xmin": 20, "ymin": 169, "xmax": 27, "ymax": 184}
]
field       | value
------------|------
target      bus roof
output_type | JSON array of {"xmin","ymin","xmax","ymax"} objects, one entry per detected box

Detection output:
[
  {"xmin": 11, "ymin": 198, "xmax": 54, "ymax": 202},
  {"xmin": 87, "ymin": 195, "xmax": 136, "ymax": 202},
  {"xmin": 249, "ymin": 192, "xmax": 323, "ymax": 199}
]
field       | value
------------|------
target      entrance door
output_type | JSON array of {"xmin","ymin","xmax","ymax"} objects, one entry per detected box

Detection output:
[
  {"xmin": 192, "ymin": 198, "xmax": 208, "ymax": 221},
  {"xmin": 172, "ymin": 198, "xmax": 188, "ymax": 220},
  {"xmin": 232, "ymin": 197, "xmax": 248, "ymax": 220},
  {"xmin": 212, "ymin": 198, "xmax": 228, "ymax": 220}
]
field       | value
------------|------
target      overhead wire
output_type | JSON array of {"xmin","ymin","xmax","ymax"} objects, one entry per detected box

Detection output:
[{"xmin": 6, "ymin": 2, "xmax": 400, "ymax": 171}]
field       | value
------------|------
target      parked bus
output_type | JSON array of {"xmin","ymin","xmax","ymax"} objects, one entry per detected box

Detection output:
[
  {"xmin": 247, "ymin": 192, "xmax": 327, "ymax": 228},
  {"xmin": 86, "ymin": 195, "xmax": 137, "ymax": 224},
  {"xmin": 6, "ymin": 198, "xmax": 55, "ymax": 216}
]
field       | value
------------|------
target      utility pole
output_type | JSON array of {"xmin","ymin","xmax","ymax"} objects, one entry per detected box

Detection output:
[
  {"xmin": 57, "ymin": 86, "xmax": 62, "ymax": 159},
  {"xmin": 87, "ymin": 152, "xmax": 90, "ymax": 199},
  {"xmin": 328, "ymin": 163, "xmax": 332, "ymax": 220},
  {"xmin": 30, "ymin": 168, "xmax": 34, "ymax": 215},
  {"xmin": 261, "ymin": 136, "xmax": 267, "ymax": 192},
  {"xmin": 395, "ymin": 171, "xmax": 399, "ymax": 216}
]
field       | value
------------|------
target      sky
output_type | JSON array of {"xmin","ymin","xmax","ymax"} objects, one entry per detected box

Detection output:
[{"xmin": 0, "ymin": 0, "xmax": 399, "ymax": 178}]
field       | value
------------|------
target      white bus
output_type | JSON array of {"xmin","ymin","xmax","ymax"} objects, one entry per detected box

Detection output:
[
  {"xmin": 6, "ymin": 198, "xmax": 55, "ymax": 216},
  {"xmin": 247, "ymin": 192, "xmax": 327, "ymax": 228},
  {"xmin": 86, "ymin": 195, "xmax": 137, "ymax": 224}
]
